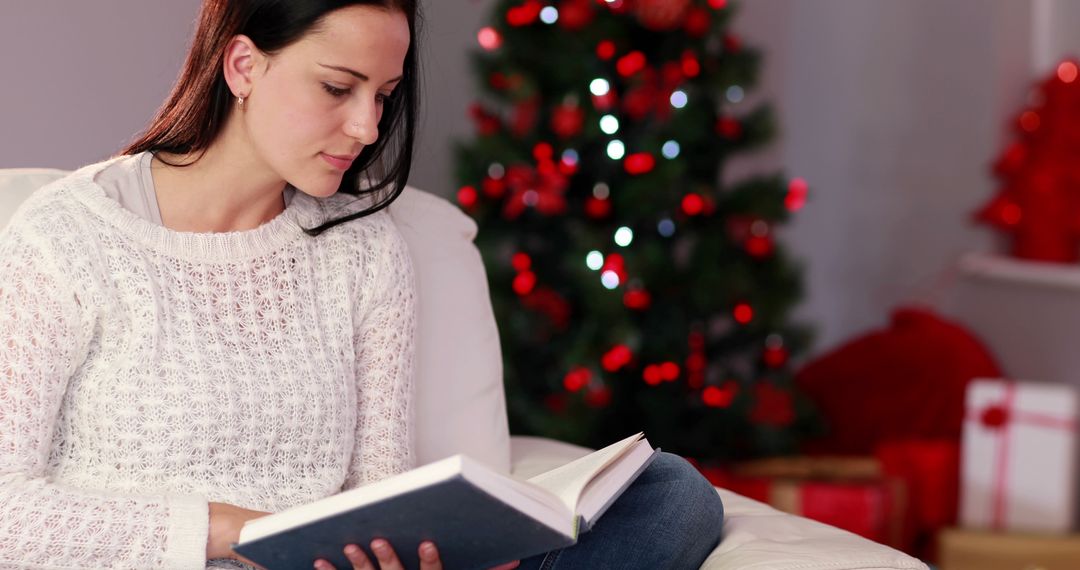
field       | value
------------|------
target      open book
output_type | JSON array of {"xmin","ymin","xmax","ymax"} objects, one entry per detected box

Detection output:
[{"xmin": 233, "ymin": 432, "xmax": 658, "ymax": 570}]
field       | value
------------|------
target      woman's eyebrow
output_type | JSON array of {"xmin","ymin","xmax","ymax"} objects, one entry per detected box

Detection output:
[{"xmin": 317, "ymin": 63, "xmax": 403, "ymax": 84}]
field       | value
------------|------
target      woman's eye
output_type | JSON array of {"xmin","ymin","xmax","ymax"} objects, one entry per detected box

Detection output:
[{"xmin": 322, "ymin": 83, "xmax": 350, "ymax": 97}]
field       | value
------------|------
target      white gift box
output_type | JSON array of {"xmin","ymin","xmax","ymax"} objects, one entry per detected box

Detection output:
[{"xmin": 959, "ymin": 379, "xmax": 1078, "ymax": 533}]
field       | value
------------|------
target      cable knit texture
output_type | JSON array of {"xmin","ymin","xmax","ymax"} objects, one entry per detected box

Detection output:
[{"xmin": 0, "ymin": 157, "xmax": 417, "ymax": 569}]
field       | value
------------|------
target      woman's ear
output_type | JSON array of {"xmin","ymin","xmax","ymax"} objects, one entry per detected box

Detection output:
[{"xmin": 223, "ymin": 34, "xmax": 264, "ymax": 98}]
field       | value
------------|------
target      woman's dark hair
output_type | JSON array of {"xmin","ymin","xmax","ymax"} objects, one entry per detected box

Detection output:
[{"xmin": 122, "ymin": 0, "xmax": 421, "ymax": 236}]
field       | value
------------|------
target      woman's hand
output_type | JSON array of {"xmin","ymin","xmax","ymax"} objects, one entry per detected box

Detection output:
[
  {"xmin": 313, "ymin": 539, "xmax": 520, "ymax": 570},
  {"xmin": 206, "ymin": 501, "xmax": 271, "ymax": 565}
]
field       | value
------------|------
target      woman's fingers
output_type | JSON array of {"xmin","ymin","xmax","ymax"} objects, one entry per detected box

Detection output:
[
  {"xmin": 417, "ymin": 541, "xmax": 443, "ymax": 570},
  {"xmin": 369, "ymin": 539, "xmax": 407, "ymax": 570},
  {"xmin": 487, "ymin": 561, "xmax": 521, "ymax": 570}
]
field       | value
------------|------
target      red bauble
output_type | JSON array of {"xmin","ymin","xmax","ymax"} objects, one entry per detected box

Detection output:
[
  {"xmin": 506, "ymin": 0, "xmax": 543, "ymax": 26},
  {"xmin": 624, "ymin": 152, "xmax": 656, "ymax": 175},
  {"xmin": 716, "ymin": 116, "xmax": 742, "ymax": 139},
  {"xmin": 634, "ymin": 0, "xmax": 692, "ymax": 31},
  {"xmin": 745, "ymin": 235, "xmax": 774, "ymax": 258},
  {"xmin": 457, "ymin": 186, "xmax": 478, "ymax": 209},
  {"xmin": 763, "ymin": 345, "xmax": 788, "ymax": 368},
  {"xmin": 585, "ymin": 385, "xmax": 612, "ymax": 408},
  {"xmin": 557, "ymin": 0, "xmax": 594, "ymax": 30},
  {"xmin": 550, "ymin": 103, "xmax": 585, "ymax": 139},
  {"xmin": 469, "ymin": 103, "xmax": 501, "ymax": 135},
  {"xmin": 623, "ymin": 287, "xmax": 651, "ymax": 310},
  {"xmin": 621, "ymin": 84, "xmax": 656, "ymax": 120},
  {"xmin": 601, "ymin": 345, "xmax": 634, "ymax": 372},
  {"xmin": 684, "ymin": 7, "xmax": 711, "ymax": 37},
  {"xmin": 563, "ymin": 367, "xmax": 591, "ymax": 392},
  {"xmin": 511, "ymin": 96, "xmax": 541, "ymax": 137},
  {"xmin": 584, "ymin": 196, "xmax": 612, "ymax": 219}
]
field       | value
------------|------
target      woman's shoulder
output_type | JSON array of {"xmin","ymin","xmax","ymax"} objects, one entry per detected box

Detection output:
[{"xmin": 3, "ymin": 162, "xmax": 109, "ymax": 238}]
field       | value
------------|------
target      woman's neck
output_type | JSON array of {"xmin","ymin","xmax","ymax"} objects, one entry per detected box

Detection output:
[{"xmin": 150, "ymin": 119, "xmax": 288, "ymax": 233}]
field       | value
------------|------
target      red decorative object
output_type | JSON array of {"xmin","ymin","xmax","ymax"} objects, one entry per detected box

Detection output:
[
  {"xmin": 469, "ymin": 103, "xmax": 502, "ymax": 135},
  {"xmin": 457, "ymin": 185, "xmax": 478, "ymax": 209},
  {"xmin": 601, "ymin": 253, "xmax": 627, "ymax": 282},
  {"xmin": 621, "ymin": 83, "xmax": 656, "ymax": 120},
  {"xmin": 763, "ymin": 345, "xmax": 788, "ymax": 368},
  {"xmin": 624, "ymin": 152, "xmax": 656, "ymax": 175},
  {"xmin": 623, "ymin": 287, "xmax": 651, "ymax": 310},
  {"xmin": 616, "ymin": 51, "xmax": 647, "ymax": 77},
  {"xmin": 681, "ymin": 193, "xmax": 705, "ymax": 216},
  {"xmin": 633, "ymin": 0, "xmax": 692, "ymax": 31},
  {"xmin": 680, "ymin": 50, "xmax": 701, "ymax": 77},
  {"xmin": 501, "ymin": 163, "xmax": 569, "ymax": 220},
  {"xmin": 584, "ymin": 196, "xmax": 612, "ymax": 219},
  {"xmin": 702, "ymin": 382, "xmax": 738, "ymax": 408},
  {"xmin": 477, "ymin": 26, "xmax": 502, "ymax": 51},
  {"xmin": 795, "ymin": 307, "xmax": 1002, "ymax": 455},
  {"xmin": 557, "ymin": 0, "xmax": 594, "ymax": 30},
  {"xmin": 550, "ymin": 102, "xmax": 585, "ymax": 138},
  {"xmin": 723, "ymin": 34, "xmax": 742, "ymax": 53},
  {"xmin": 876, "ymin": 439, "xmax": 960, "ymax": 560},
  {"xmin": 596, "ymin": 40, "xmax": 617, "ymax": 60},
  {"xmin": 745, "ymin": 234, "xmax": 774, "ymax": 258},
  {"xmin": 563, "ymin": 366, "xmax": 592, "ymax": 391},
  {"xmin": 716, "ymin": 116, "xmax": 742, "ymax": 139},
  {"xmin": 749, "ymin": 381, "xmax": 795, "ymax": 427},
  {"xmin": 733, "ymin": 302, "xmax": 753, "ymax": 324},
  {"xmin": 512, "ymin": 271, "xmax": 537, "ymax": 296},
  {"xmin": 601, "ymin": 345, "xmax": 634, "ymax": 372},
  {"xmin": 511, "ymin": 252, "xmax": 532, "ymax": 272},
  {"xmin": 521, "ymin": 286, "xmax": 572, "ymax": 330},
  {"xmin": 708, "ymin": 0, "xmax": 727, "ymax": 8},
  {"xmin": 481, "ymin": 176, "xmax": 506, "ymax": 199},
  {"xmin": 506, "ymin": 0, "xmax": 543, "ymax": 27},
  {"xmin": 511, "ymin": 96, "xmax": 541, "ymax": 137},
  {"xmin": 585, "ymin": 385, "xmax": 612, "ymax": 408},
  {"xmin": 975, "ymin": 58, "xmax": 1080, "ymax": 263},
  {"xmin": 684, "ymin": 7, "xmax": 711, "ymax": 38},
  {"xmin": 786, "ymin": 177, "xmax": 809, "ymax": 211}
]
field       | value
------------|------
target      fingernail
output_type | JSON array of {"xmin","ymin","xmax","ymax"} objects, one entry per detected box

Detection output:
[
  {"xmin": 372, "ymin": 539, "xmax": 387, "ymax": 550},
  {"xmin": 421, "ymin": 543, "xmax": 435, "ymax": 554},
  {"xmin": 345, "ymin": 545, "xmax": 360, "ymax": 555}
]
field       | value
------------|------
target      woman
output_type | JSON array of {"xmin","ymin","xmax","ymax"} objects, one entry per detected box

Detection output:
[{"xmin": 0, "ymin": 1, "xmax": 723, "ymax": 568}]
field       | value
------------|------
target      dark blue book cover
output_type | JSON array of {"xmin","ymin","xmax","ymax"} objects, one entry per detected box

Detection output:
[{"xmin": 232, "ymin": 474, "xmax": 578, "ymax": 570}]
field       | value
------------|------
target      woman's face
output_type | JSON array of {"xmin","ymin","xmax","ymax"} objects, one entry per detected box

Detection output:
[{"xmin": 242, "ymin": 5, "xmax": 410, "ymax": 198}]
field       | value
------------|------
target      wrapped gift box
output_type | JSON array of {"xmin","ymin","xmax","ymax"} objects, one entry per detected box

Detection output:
[
  {"xmin": 939, "ymin": 527, "xmax": 1080, "ymax": 570},
  {"xmin": 959, "ymin": 379, "xmax": 1078, "ymax": 533},
  {"xmin": 706, "ymin": 457, "xmax": 909, "ymax": 549}
]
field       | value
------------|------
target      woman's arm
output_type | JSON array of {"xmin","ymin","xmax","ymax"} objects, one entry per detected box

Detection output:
[
  {"xmin": 342, "ymin": 213, "xmax": 418, "ymax": 489},
  {"xmin": 0, "ymin": 230, "xmax": 209, "ymax": 569}
]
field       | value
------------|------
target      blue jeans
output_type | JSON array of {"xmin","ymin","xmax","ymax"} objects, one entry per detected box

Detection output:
[{"xmin": 517, "ymin": 452, "xmax": 725, "ymax": 569}]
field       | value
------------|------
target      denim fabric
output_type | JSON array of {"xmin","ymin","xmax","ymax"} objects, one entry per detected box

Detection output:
[{"xmin": 516, "ymin": 452, "xmax": 725, "ymax": 570}]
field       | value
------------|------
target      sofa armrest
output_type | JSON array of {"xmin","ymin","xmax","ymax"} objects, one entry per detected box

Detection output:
[{"xmin": 509, "ymin": 436, "xmax": 928, "ymax": 570}]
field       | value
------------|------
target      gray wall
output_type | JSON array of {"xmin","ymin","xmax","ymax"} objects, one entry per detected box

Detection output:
[{"xmin": 2, "ymin": 1, "xmax": 1078, "ymax": 357}]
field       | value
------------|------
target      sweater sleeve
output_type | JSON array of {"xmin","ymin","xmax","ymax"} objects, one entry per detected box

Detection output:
[
  {"xmin": 0, "ymin": 228, "xmax": 209, "ymax": 570},
  {"xmin": 343, "ymin": 215, "xmax": 418, "ymax": 489}
]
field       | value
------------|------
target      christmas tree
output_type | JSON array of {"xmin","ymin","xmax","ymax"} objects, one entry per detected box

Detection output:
[
  {"xmin": 453, "ymin": 0, "xmax": 815, "ymax": 462},
  {"xmin": 976, "ymin": 59, "xmax": 1080, "ymax": 263}
]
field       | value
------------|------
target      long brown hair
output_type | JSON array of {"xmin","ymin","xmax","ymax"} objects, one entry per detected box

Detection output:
[{"xmin": 122, "ymin": 0, "xmax": 422, "ymax": 236}]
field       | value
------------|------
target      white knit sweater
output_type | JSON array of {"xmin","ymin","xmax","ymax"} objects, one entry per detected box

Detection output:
[{"xmin": 0, "ymin": 157, "xmax": 417, "ymax": 569}]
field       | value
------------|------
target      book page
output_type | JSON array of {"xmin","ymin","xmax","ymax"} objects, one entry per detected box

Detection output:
[{"xmin": 526, "ymin": 432, "xmax": 644, "ymax": 513}]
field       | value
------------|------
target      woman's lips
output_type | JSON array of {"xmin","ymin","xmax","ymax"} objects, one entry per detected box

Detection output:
[{"xmin": 321, "ymin": 153, "xmax": 354, "ymax": 170}]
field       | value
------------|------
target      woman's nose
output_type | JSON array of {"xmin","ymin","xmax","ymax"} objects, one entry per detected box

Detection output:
[{"xmin": 347, "ymin": 103, "xmax": 379, "ymax": 145}]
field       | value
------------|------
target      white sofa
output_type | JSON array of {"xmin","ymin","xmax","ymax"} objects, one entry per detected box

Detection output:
[{"xmin": 0, "ymin": 166, "xmax": 928, "ymax": 570}]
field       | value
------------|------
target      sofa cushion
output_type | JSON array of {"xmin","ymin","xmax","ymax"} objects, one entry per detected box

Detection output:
[{"xmin": 0, "ymin": 168, "xmax": 512, "ymax": 475}]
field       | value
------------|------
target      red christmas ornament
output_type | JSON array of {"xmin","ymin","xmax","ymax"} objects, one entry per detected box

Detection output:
[
  {"xmin": 584, "ymin": 196, "xmax": 612, "ymax": 219},
  {"xmin": 477, "ymin": 26, "xmax": 502, "ymax": 51},
  {"xmin": 511, "ymin": 252, "xmax": 532, "ymax": 272},
  {"xmin": 763, "ymin": 345, "xmax": 789, "ymax": 368},
  {"xmin": 723, "ymin": 34, "xmax": 742, "ymax": 53},
  {"xmin": 521, "ymin": 286, "xmax": 572, "ymax": 330},
  {"xmin": 469, "ymin": 103, "xmax": 501, "ymax": 136},
  {"xmin": 681, "ymin": 51, "xmax": 701, "ymax": 78},
  {"xmin": 634, "ymin": 0, "xmax": 692, "ymax": 31},
  {"xmin": 601, "ymin": 345, "xmax": 634, "ymax": 372},
  {"xmin": 501, "ymin": 163, "xmax": 569, "ymax": 219},
  {"xmin": 481, "ymin": 176, "xmax": 505, "ymax": 199},
  {"xmin": 786, "ymin": 178, "xmax": 809, "ymax": 212},
  {"xmin": 642, "ymin": 365, "xmax": 664, "ymax": 386},
  {"xmin": 557, "ymin": 0, "xmax": 594, "ymax": 30},
  {"xmin": 550, "ymin": 102, "xmax": 585, "ymax": 139},
  {"xmin": 616, "ymin": 51, "xmax": 648, "ymax": 77},
  {"xmin": 563, "ymin": 367, "xmax": 592, "ymax": 392},
  {"xmin": 623, "ymin": 287, "xmax": 651, "ymax": 310},
  {"xmin": 749, "ymin": 382, "xmax": 795, "ymax": 427},
  {"xmin": 624, "ymin": 152, "xmax": 656, "ymax": 175},
  {"xmin": 457, "ymin": 185, "xmax": 478, "ymax": 209},
  {"xmin": 596, "ymin": 40, "xmax": 617, "ymax": 60},
  {"xmin": 716, "ymin": 116, "xmax": 742, "ymax": 139},
  {"xmin": 702, "ymin": 382, "xmax": 738, "ymax": 408},
  {"xmin": 591, "ymin": 89, "xmax": 618, "ymax": 112},
  {"xmin": 681, "ymin": 193, "xmax": 705, "ymax": 216},
  {"xmin": 513, "ymin": 271, "xmax": 537, "ymax": 296},
  {"xmin": 601, "ymin": 253, "xmax": 627, "ymax": 282},
  {"xmin": 511, "ymin": 96, "xmax": 541, "ymax": 137},
  {"xmin": 745, "ymin": 235, "xmax": 774, "ymax": 258},
  {"xmin": 585, "ymin": 385, "xmax": 612, "ymax": 408},
  {"xmin": 488, "ymin": 72, "xmax": 510, "ymax": 90},
  {"xmin": 708, "ymin": 0, "xmax": 728, "ymax": 8},
  {"xmin": 621, "ymin": 83, "xmax": 656, "ymax": 120},
  {"xmin": 733, "ymin": 302, "xmax": 753, "ymax": 325},
  {"xmin": 684, "ymin": 7, "xmax": 711, "ymax": 37},
  {"xmin": 506, "ymin": 0, "xmax": 543, "ymax": 26}
]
